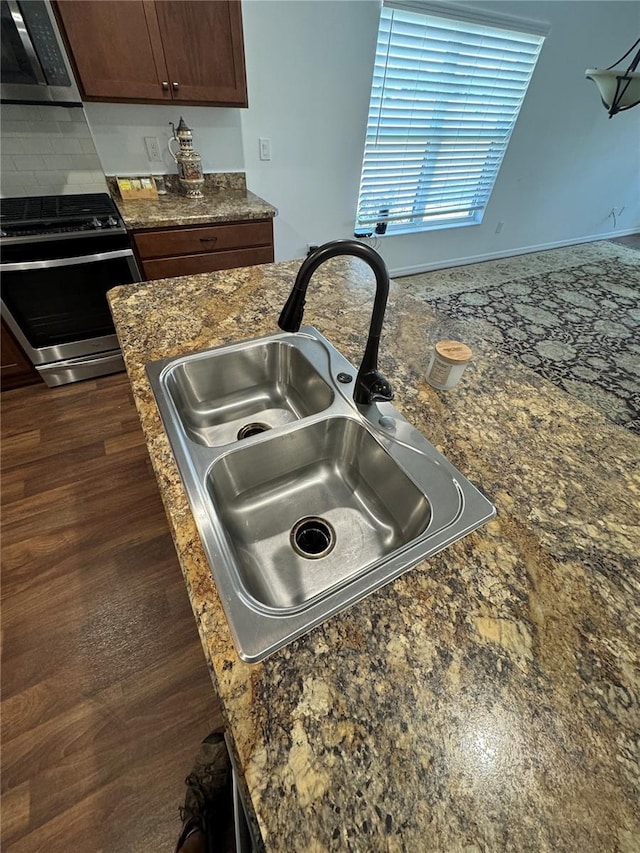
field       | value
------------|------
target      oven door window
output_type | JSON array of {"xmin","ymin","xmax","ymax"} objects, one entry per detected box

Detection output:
[{"xmin": 2, "ymin": 255, "xmax": 134, "ymax": 349}]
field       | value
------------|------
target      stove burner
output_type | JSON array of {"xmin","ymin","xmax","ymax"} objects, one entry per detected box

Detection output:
[{"xmin": 0, "ymin": 193, "xmax": 125, "ymax": 241}]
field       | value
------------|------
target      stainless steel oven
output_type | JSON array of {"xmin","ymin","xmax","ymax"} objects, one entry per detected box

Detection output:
[
  {"xmin": 0, "ymin": 0, "xmax": 81, "ymax": 105},
  {"xmin": 0, "ymin": 194, "xmax": 141, "ymax": 387}
]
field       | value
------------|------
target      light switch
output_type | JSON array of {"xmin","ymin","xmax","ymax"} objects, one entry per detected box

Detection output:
[{"xmin": 259, "ymin": 137, "xmax": 271, "ymax": 161}]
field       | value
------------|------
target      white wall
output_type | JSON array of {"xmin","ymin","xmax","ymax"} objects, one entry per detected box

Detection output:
[
  {"xmin": 83, "ymin": 102, "xmax": 244, "ymax": 176},
  {"xmin": 81, "ymin": 1, "xmax": 640, "ymax": 272},
  {"xmin": 239, "ymin": 0, "xmax": 640, "ymax": 270},
  {"xmin": 240, "ymin": 0, "xmax": 379, "ymax": 263}
]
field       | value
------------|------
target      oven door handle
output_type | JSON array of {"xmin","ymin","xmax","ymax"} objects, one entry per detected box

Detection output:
[{"xmin": 0, "ymin": 249, "xmax": 136, "ymax": 272}]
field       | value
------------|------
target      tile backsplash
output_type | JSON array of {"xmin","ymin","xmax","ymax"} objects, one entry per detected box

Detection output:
[{"xmin": 1, "ymin": 103, "xmax": 108, "ymax": 197}]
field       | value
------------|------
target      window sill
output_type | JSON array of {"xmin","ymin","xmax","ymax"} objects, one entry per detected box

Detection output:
[{"xmin": 355, "ymin": 218, "xmax": 481, "ymax": 239}]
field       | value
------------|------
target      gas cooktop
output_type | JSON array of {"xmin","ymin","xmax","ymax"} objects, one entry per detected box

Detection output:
[{"xmin": 0, "ymin": 193, "xmax": 125, "ymax": 240}]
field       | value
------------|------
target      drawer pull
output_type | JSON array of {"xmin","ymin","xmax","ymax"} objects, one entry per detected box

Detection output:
[{"xmin": 200, "ymin": 237, "xmax": 218, "ymax": 245}]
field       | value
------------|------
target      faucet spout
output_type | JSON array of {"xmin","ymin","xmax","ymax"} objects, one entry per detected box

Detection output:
[{"xmin": 278, "ymin": 240, "xmax": 394, "ymax": 405}]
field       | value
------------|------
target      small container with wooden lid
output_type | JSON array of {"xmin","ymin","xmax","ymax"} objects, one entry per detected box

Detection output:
[{"xmin": 426, "ymin": 340, "xmax": 473, "ymax": 390}]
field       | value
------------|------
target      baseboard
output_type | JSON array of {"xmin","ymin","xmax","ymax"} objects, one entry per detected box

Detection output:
[{"xmin": 388, "ymin": 228, "xmax": 640, "ymax": 278}]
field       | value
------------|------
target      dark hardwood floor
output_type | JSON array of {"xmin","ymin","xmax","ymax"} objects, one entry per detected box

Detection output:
[
  {"xmin": 1, "ymin": 372, "xmax": 222, "ymax": 851},
  {"xmin": 609, "ymin": 232, "xmax": 640, "ymax": 250}
]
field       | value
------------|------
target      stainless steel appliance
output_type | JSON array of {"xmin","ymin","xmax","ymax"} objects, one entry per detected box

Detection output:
[
  {"xmin": 0, "ymin": 0, "xmax": 81, "ymax": 105},
  {"xmin": 0, "ymin": 193, "xmax": 141, "ymax": 387},
  {"xmin": 224, "ymin": 733, "xmax": 258, "ymax": 853}
]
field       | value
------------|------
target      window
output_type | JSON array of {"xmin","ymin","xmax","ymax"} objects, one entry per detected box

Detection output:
[{"xmin": 354, "ymin": 2, "xmax": 546, "ymax": 236}]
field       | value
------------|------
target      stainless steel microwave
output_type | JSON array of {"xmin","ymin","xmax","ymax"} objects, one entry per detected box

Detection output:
[{"xmin": 0, "ymin": 0, "xmax": 81, "ymax": 105}]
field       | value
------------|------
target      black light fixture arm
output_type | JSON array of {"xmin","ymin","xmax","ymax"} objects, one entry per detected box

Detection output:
[
  {"xmin": 278, "ymin": 239, "xmax": 394, "ymax": 405},
  {"xmin": 606, "ymin": 36, "xmax": 640, "ymax": 117},
  {"xmin": 606, "ymin": 36, "xmax": 640, "ymax": 72}
]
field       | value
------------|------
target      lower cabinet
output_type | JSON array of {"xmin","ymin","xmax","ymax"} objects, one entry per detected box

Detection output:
[
  {"xmin": 1, "ymin": 319, "xmax": 41, "ymax": 391},
  {"xmin": 132, "ymin": 219, "xmax": 274, "ymax": 281}
]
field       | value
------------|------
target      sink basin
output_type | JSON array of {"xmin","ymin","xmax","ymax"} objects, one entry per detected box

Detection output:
[
  {"xmin": 208, "ymin": 416, "xmax": 436, "ymax": 609},
  {"xmin": 162, "ymin": 338, "xmax": 334, "ymax": 446},
  {"xmin": 147, "ymin": 327, "xmax": 495, "ymax": 662}
]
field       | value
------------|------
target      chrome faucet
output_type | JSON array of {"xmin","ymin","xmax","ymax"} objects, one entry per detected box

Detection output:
[{"xmin": 278, "ymin": 239, "xmax": 394, "ymax": 405}]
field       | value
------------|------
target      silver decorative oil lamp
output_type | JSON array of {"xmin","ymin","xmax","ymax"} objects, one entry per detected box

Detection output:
[{"xmin": 168, "ymin": 117, "xmax": 204, "ymax": 199}]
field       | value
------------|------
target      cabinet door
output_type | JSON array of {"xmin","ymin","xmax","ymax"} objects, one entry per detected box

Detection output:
[
  {"xmin": 55, "ymin": 0, "xmax": 170, "ymax": 101},
  {"xmin": 133, "ymin": 219, "xmax": 274, "ymax": 281},
  {"xmin": 154, "ymin": 1, "xmax": 248, "ymax": 106},
  {"xmin": 1, "ymin": 320, "xmax": 41, "ymax": 391}
]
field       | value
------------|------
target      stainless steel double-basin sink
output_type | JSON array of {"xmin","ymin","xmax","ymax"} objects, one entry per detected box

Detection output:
[{"xmin": 147, "ymin": 327, "xmax": 495, "ymax": 662}]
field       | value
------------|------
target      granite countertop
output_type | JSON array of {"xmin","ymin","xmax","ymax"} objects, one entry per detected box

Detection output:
[
  {"xmin": 108, "ymin": 258, "xmax": 640, "ymax": 852},
  {"xmin": 109, "ymin": 173, "xmax": 277, "ymax": 230}
]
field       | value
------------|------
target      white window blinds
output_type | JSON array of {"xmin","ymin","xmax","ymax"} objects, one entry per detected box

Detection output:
[{"xmin": 354, "ymin": 4, "xmax": 545, "ymax": 236}]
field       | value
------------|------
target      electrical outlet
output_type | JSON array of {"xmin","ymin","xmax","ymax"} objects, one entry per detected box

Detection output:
[
  {"xmin": 144, "ymin": 136, "xmax": 162, "ymax": 161},
  {"xmin": 259, "ymin": 137, "xmax": 271, "ymax": 161}
]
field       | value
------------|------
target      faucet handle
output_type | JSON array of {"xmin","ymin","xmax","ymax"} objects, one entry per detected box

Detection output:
[{"xmin": 355, "ymin": 369, "xmax": 394, "ymax": 404}]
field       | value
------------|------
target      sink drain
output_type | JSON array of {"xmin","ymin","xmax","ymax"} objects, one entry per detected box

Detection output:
[
  {"xmin": 290, "ymin": 516, "xmax": 336, "ymax": 559},
  {"xmin": 237, "ymin": 422, "xmax": 271, "ymax": 440}
]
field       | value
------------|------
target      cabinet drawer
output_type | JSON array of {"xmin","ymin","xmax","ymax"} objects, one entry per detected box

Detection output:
[
  {"xmin": 141, "ymin": 246, "xmax": 274, "ymax": 280},
  {"xmin": 134, "ymin": 220, "xmax": 272, "ymax": 260}
]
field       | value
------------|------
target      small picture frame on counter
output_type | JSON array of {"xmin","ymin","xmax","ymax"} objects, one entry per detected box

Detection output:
[{"xmin": 116, "ymin": 176, "xmax": 159, "ymax": 201}]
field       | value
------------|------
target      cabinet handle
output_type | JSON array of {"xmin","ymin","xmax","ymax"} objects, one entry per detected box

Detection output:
[
  {"xmin": 172, "ymin": 82, "xmax": 179, "ymax": 91},
  {"xmin": 162, "ymin": 81, "xmax": 169, "ymax": 91},
  {"xmin": 200, "ymin": 237, "xmax": 217, "ymax": 245}
]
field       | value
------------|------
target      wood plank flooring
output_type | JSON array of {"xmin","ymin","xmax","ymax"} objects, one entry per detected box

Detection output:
[
  {"xmin": 1, "ymin": 373, "xmax": 222, "ymax": 852},
  {"xmin": 610, "ymin": 233, "xmax": 640, "ymax": 250}
]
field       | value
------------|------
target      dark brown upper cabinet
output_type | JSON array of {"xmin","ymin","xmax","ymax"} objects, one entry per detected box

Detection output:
[{"xmin": 54, "ymin": 1, "xmax": 248, "ymax": 107}]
